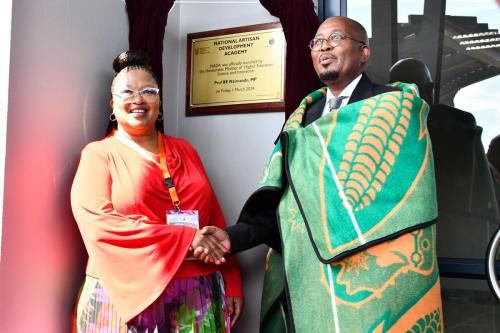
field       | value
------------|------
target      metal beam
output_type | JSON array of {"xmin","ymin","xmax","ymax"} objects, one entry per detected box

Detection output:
[
  {"xmin": 318, "ymin": 0, "xmax": 347, "ymax": 22},
  {"xmin": 419, "ymin": 0, "xmax": 446, "ymax": 103},
  {"xmin": 438, "ymin": 257, "xmax": 500, "ymax": 280},
  {"xmin": 368, "ymin": 0, "xmax": 398, "ymax": 83}
]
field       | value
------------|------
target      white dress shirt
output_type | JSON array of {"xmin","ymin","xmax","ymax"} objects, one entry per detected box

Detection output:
[{"xmin": 321, "ymin": 74, "xmax": 363, "ymax": 117}]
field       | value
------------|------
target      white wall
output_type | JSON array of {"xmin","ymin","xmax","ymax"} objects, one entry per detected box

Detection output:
[
  {"xmin": 0, "ymin": 0, "xmax": 284, "ymax": 331},
  {"xmin": 0, "ymin": 0, "xmax": 128, "ymax": 331},
  {"xmin": 164, "ymin": 1, "xmax": 284, "ymax": 332},
  {"xmin": 0, "ymin": 0, "xmax": 13, "ymax": 260}
]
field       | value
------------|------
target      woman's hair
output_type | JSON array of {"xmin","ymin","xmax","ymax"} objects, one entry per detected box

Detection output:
[
  {"xmin": 106, "ymin": 50, "xmax": 163, "ymax": 135},
  {"xmin": 111, "ymin": 50, "xmax": 160, "ymax": 91}
]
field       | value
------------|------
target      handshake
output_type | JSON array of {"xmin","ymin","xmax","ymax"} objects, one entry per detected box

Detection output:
[{"xmin": 190, "ymin": 226, "xmax": 231, "ymax": 265}]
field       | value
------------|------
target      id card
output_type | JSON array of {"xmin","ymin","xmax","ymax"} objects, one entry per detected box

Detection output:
[{"xmin": 166, "ymin": 210, "xmax": 199, "ymax": 229}]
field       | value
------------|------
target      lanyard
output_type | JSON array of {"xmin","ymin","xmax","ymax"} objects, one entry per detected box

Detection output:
[
  {"xmin": 113, "ymin": 130, "xmax": 181, "ymax": 210},
  {"xmin": 156, "ymin": 132, "xmax": 181, "ymax": 210}
]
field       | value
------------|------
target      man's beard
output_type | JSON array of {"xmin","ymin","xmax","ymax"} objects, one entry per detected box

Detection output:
[{"xmin": 319, "ymin": 70, "xmax": 339, "ymax": 82}]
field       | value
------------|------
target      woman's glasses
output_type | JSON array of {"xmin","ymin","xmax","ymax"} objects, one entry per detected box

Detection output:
[{"xmin": 113, "ymin": 87, "xmax": 160, "ymax": 103}]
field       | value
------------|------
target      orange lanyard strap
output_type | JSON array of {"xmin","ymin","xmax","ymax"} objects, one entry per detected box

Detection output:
[{"xmin": 157, "ymin": 132, "xmax": 181, "ymax": 210}]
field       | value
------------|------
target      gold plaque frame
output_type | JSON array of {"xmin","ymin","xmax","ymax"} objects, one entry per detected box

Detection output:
[{"xmin": 186, "ymin": 22, "xmax": 286, "ymax": 116}]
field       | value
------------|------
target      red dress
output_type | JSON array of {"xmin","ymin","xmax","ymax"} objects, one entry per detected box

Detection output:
[{"xmin": 71, "ymin": 134, "xmax": 242, "ymax": 325}]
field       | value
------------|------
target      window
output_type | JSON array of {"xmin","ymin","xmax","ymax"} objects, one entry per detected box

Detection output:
[{"xmin": 445, "ymin": 0, "xmax": 500, "ymax": 147}]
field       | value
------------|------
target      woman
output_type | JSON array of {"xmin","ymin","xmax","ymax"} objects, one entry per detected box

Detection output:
[{"xmin": 71, "ymin": 50, "xmax": 243, "ymax": 332}]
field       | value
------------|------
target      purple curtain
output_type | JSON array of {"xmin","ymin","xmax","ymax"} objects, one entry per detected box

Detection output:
[
  {"xmin": 125, "ymin": 0, "xmax": 175, "ymax": 130},
  {"xmin": 125, "ymin": 0, "xmax": 174, "ymax": 87},
  {"xmin": 259, "ymin": 0, "xmax": 320, "ymax": 119}
]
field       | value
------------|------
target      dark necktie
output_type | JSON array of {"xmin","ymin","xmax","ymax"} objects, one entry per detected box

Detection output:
[{"xmin": 329, "ymin": 96, "xmax": 348, "ymax": 111}]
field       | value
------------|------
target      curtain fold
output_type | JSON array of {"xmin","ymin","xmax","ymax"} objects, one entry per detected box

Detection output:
[
  {"xmin": 259, "ymin": 0, "xmax": 320, "ymax": 119},
  {"xmin": 125, "ymin": 0, "xmax": 174, "ymax": 87},
  {"xmin": 125, "ymin": 0, "xmax": 175, "ymax": 130}
]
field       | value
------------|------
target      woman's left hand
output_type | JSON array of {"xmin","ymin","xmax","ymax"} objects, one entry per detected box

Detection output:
[{"xmin": 226, "ymin": 296, "xmax": 244, "ymax": 328}]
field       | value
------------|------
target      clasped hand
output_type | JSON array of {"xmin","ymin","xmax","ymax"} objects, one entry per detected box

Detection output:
[{"xmin": 190, "ymin": 226, "xmax": 230, "ymax": 265}]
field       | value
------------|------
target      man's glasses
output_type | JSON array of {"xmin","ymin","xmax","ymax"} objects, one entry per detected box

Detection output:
[
  {"xmin": 113, "ymin": 87, "xmax": 160, "ymax": 103},
  {"xmin": 308, "ymin": 33, "xmax": 366, "ymax": 52}
]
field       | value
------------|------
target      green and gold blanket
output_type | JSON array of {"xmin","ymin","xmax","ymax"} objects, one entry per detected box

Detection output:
[{"xmin": 255, "ymin": 83, "xmax": 443, "ymax": 332}]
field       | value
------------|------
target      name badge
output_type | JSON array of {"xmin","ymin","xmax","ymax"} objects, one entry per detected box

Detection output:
[{"xmin": 166, "ymin": 210, "xmax": 199, "ymax": 229}]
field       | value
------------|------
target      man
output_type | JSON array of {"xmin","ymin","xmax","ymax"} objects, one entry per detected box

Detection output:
[
  {"xmin": 302, "ymin": 16, "xmax": 400, "ymax": 126},
  {"xmin": 389, "ymin": 58, "xmax": 500, "ymax": 261},
  {"xmin": 488, "ymin": 135, "xmax": 500, "ymax": 183},
  {"xmin": 487, "ymin": 135, "xmax": 500, "ymax": 209},
  {"xmin": 198, "ymin": 16, "xmax": 442, "ymax": 332},
  {"xmin": 389, "ymin": 57, "xmax": 435, "ymax": 105}
]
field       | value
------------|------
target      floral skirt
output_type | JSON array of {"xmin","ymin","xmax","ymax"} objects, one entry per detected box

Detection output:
[{"xmin": 74, "ymin": 273, "xmax": 229, "ymax": 333}]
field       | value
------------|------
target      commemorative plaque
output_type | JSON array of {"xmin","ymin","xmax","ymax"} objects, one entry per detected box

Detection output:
[{"xmin": 186, "ymin": 22, "xmax": 285, "ymax": 116}]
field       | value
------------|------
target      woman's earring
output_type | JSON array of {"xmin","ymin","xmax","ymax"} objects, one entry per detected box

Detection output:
[
  {"xmin": 109, "ymin": 113, "xmax": 116, "ymax": 121},
  {"xmin": 157, "ymin": 113, "xmax": 164, "ymax": 121}
]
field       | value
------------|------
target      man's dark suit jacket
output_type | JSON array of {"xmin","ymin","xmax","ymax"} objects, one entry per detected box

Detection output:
[{"xmin": 226, "ymin": 73, "xmax": 400, "ymax": 254}]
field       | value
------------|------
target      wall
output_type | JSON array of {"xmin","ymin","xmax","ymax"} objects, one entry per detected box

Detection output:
[
  {"xmin": 0, "ymin": 0, "xmax": 284, "ymax": 332},
  {"xmin": 0, "ymin": 0, "xmax": 13, "ymax": 259},
  {"xmin": 0, "ymin": 0, "xmax": 128, "ymax": 331},
  {"xmin": 164, "ymin": 1, "xmax": 284, "ymax": 332}
]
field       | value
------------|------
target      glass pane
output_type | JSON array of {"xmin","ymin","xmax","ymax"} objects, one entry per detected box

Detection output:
[
  {"xmin": 454, "ymin": 78, "xmax": 500, "ymax": 149},
  {"xmin": 436, "ymin": 0, "xmax": 500, "ymax": 257},
  {"xmin": 397, "ymin": 0, "xmax": 424, "ymax": 24},
  {"xmin": 347, "ymin": 0, "xmax": 372, "ymax": 37},
  {"xmin": 439, "ymin": 1, "xmax": 500, "ymax": 331},
  {"xmin": 443, "ymin": 0, "xmax": 500, "ymax": 148},
  {"xmin": 346, "ymin": 0, "xmax": 500, "ymax": 330}
]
